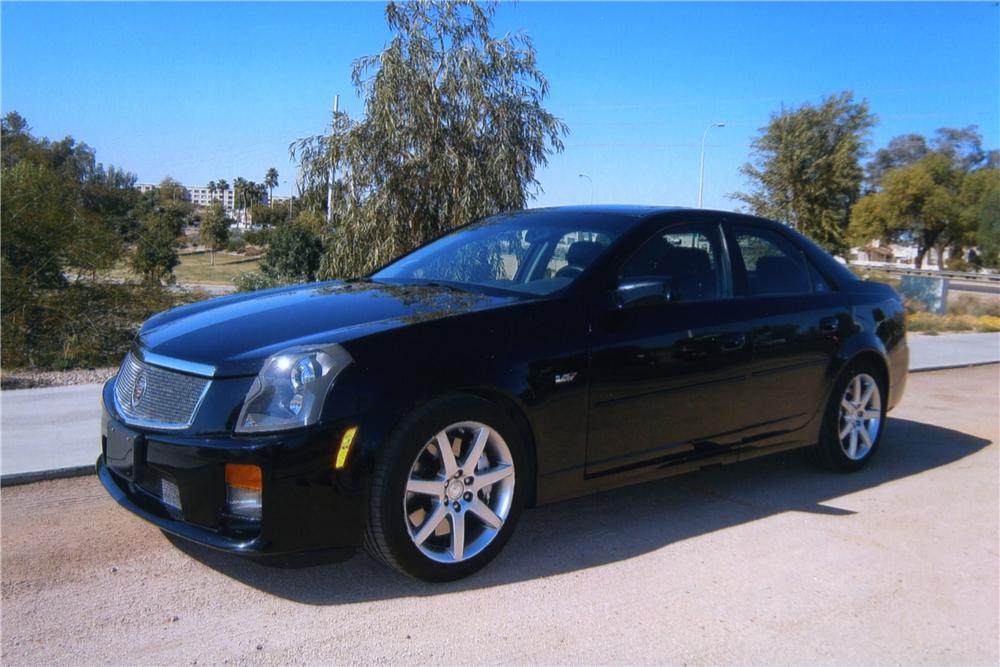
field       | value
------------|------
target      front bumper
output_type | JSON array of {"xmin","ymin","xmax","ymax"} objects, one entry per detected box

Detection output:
[{"xmin": 98, "ymin": 379, "xmax": 369, "ymax": 558}]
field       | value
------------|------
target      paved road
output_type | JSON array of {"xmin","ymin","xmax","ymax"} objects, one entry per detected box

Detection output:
[
  {"xmin": 949, "ymin": 279, "xmax": 1000, "ymax": 296},
  {"xmin": 1, "ymin": 366, "xmax": 997, "ymax": 665},
  {"xmin": 0, "ymin": 384, "xmax": 103, "ymax": 477},
  {"xmin": 908, "ymin": 332, "xmax": 1000, "ymax": 371}
]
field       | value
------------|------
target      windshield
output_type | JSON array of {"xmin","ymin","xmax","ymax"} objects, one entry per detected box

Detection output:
[{"xmin": 373, "ymin": 212, "xmax": 630, "ymax": 296}]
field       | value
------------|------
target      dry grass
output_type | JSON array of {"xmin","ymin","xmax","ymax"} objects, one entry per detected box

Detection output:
[{"xmin": 110, "ymin": 252, "xmax": 260, "ymax": 285}]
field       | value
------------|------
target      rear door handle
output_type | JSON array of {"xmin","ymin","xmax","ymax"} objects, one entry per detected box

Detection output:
[
  {"xmin": 720, "ymin": 333, "xmax": 746, "ymax": 351},
  {"xmin": 820, "ymin": 316, "xmax": 840, "ymax": 333}
]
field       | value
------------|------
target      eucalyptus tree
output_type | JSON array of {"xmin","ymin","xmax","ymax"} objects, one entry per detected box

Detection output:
[
  {"xmin": 850, "ymin": 126, "xmax": 998, "ymax": 267},
  {"xmin": 730, "ymin": 92, "xmax": 876, "ymax": 256},
  {"xmin": 264, "ymin": 167, "xmax": 279, "ymax": 207},
  {"xmin": 292, "ymin": 0, "xmax": 567, "ymax": 278}
]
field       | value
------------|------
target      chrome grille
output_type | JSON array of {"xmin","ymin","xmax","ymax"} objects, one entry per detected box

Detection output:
[{"xmin": 114, "ymin": 353, "xmax": 211, "ymax": 429}]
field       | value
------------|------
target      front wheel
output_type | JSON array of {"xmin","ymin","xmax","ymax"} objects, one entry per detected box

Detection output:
[
  {"xmin": 364, "ymin": 395, "xmax": 528, "ymax": 581},
  {"xmin": 813, "ymin": 363, "xmax": 886, "ymax": 471}
]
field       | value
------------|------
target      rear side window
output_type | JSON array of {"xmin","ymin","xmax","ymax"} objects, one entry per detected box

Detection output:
[{"xmin": 734, "ymin": 227, "xmax": 812, "ymax": 296}]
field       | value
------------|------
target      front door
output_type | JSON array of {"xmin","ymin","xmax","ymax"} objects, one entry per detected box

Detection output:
[{"xmin": 586, "ymin": 221, "xmax": 753, "ymax": 477}]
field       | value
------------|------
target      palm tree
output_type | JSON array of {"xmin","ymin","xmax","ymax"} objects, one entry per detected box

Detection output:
[
  {"xmin": 207, "ymin": 180, "xmax": 217, "ymax": 202},
  {"xmin": 217, "ymin": 178, "xmax": 229, "ymax": 211},
  {"xmin": 264, "ymin": 167, "xmax": 279, "ymax": 208},
  {"xmin": 233, "ymin": 177, "xmax": 247, "ymax": 226}
]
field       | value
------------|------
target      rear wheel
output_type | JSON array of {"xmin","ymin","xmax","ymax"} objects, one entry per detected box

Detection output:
[
  {"xmin": 813, "ymin": 363, "xmax": 886, "ymax": 471},
  {"xmin": 364, "ymin": 395, "xmax": 527, "ymax": 581}
]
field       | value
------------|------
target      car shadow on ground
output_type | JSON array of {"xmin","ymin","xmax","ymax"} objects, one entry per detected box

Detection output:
[{"xmin": 169, "ymin": 417, "xmax": 990, "ymax": 604}]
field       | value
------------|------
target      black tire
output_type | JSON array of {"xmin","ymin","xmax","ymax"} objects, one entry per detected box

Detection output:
[
  {"xmin": 364, "ymin": 394, "xmax": 528, "ymax": 581},
  {"xmin": 812, "ymin": 361, "xmax": 887, "ymax": 472}
]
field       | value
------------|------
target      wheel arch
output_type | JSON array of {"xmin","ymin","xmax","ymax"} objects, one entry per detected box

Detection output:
[{"xmin": 461, "ymin": 386, "xmax": 539, "ymax": 508}]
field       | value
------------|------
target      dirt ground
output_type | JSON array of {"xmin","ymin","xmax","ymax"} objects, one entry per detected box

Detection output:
[{"xmin": 2, "ymin": 366, "xmax": 997, "ymax": 666}]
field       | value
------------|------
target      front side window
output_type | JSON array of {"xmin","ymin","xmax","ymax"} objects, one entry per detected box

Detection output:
[
  {"xmin": 734, "ymin": 227, "xmax": 812, "ymax": 296},
  {"xmin": 373, "ymin": 214, "xmax": 628, "ymax": 296},
  {"xmin": 619, "ymin": 224, "xmax": 729, "ymax": 302}
]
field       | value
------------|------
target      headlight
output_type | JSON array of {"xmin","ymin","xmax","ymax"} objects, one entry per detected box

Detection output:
[{"xmin": 235, "ymin": 344, "xmax": 352, "ymax": 433}]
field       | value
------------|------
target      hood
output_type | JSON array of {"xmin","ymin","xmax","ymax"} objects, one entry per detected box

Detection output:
[{"xmin": 138, "ymin": 281, "xmax": 518, "ymax": 376}]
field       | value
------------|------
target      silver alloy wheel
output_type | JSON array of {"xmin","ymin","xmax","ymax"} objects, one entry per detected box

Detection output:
[
  {"xmin": 403, "ymin": 421, "xmax": 516, "ymax": 563},
  {"xmin": 838, "ymin": 372, "xmax": 882, "ymax": 461}
]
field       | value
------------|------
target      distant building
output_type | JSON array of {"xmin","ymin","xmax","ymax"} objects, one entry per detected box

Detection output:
[
  {"xmin": 135, "ymin": 183, "xmax": 268, "ymax": 224},
  {"xmin": 851, "ymin": 239, "xmax": 951, "ymax": 269}
]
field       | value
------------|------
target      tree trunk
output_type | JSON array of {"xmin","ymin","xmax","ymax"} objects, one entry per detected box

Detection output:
[
  {"xmin": 914, "ymin": 247, "xmax": 926, "ymax": 269},
  {"xmin": 935, "ymin": 245, "xmax": 945, "ymax": 270}
]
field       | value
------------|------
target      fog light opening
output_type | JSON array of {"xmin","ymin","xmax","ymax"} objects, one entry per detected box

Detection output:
[
  {"xmin": 225, "ymin": 464, "xmax": 262, "ymax": 520},
  {"xmin": 334, "ymin": 426, "xmax": 358, "ymax": 470}
]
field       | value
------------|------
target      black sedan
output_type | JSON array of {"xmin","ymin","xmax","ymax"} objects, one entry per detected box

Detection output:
[{"xmin": 98, "ymin": 206, "xmax": 908, "ymax": 581}]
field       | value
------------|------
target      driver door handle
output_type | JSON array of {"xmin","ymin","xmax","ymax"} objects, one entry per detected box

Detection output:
[
  {"xmin": 820, "ymin": 316, "xmax": 840, "ymax": 333},
  {"xmin": 720, "ymin": 333, "xmax": 746, "ymax": 352}
]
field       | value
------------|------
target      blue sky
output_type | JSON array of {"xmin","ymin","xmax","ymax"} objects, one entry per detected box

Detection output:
[{"xmin": 2, "ymin": 2, "xmax": 997, "ymax": 210}]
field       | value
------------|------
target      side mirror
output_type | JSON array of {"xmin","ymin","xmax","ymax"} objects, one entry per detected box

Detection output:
[{"xmin": 615, "ymin": 276, "xmax": 673, "ymax": 309}]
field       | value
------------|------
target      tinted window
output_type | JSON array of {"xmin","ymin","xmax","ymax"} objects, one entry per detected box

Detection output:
[
  {"xmin": 734, "ymin": 227, "xmax": 811, "ymax": 296},
  {"xmin": 374, "ymin": 215, "xmax": 625, "ymax": 296},
  {"xmin": 620, "ymin": 224, "xmax": 729, "ymax": 302},
  {"xmin": 541, "ymin": 231, "xmax": 614, "ymax": 279}
]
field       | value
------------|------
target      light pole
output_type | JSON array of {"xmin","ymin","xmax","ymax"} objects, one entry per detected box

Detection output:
[
  {"xmin": 698, "ymin": 122, "xmax": 726, "ymax": 208},
  {"xmin": 578, "ymin": 173, "xmax": 593, "ymax": 204}
]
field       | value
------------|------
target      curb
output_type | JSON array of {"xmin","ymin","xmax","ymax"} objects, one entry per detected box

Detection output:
[
  {"xmin": 2, "ymin": 361, "xmax": 997, "ymax": 488},
  {"xmin": 1, "ymin": 464, "xmax": 95, "ymax": 488},
  {"xmin": 909, "ymin": 360, "xmax": 999, "ymax": 374}
]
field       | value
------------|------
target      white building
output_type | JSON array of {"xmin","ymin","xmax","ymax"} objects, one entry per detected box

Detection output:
[
  {"xmin": 851, "ymin": 239, "xmax": 951, "ymax": 269},
  {"xmin": 136, "ymin": 183, "xmax": 268, "ymax": 222}
]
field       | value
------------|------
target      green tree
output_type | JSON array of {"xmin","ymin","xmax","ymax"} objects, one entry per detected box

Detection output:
[
  {"xmin": 129, "ymin": 210, "xmax": 182, "ymax": 284},
  {"xmin": 199, "ymin": 201, "xmax": 232, "ymax": 265},
  {"xmin": 260, "ymin": 220, "xmax": 323, "ymax": 283},
  {"xmin": 264, "ymin": 167, "xmax": 279, "ymax": 207},
  {"xmin": 866, "ymin": 134, "xmax": 929, "ymax": 189},
  {"xmin": 292, "ymin": 0, "xmax": 567, "ymax": 277},
  {"xmin": 849, "ymin": 154, "xmax": 962, "ymax": 268},
  {"xmin": 249, "ymin": 201, "xmax": 290, "ymax": 228},
  {"xmin": 0, "ymin": 112, "xmax": 181, "ymax": 369},
  {"xmin": 975, "ymin": 188, "xmax": 1000, "ymax": 268},
  {"xmin": 852, "ymin": 127, "xmax": 997, "ymax": 267},
  {"xmin": 730, "ymin": 92, "xmax": 876, "ymax": 255}
]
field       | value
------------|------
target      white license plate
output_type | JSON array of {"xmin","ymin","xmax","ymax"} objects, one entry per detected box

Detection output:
[{"xmin": 160, "ymin": 478, "xmax": 181, "ymax": 510}]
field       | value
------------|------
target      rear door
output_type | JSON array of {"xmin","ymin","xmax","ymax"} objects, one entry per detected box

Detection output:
[
  {"xmin": 727, "ymin": 223, "xmax": 850, "ymax": 445},
  {"xmin": 585, "ymin": 221, "xmax": 753, "ymax": 477}
]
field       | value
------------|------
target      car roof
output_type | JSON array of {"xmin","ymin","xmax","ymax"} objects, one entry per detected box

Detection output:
[{"xmin": 520, "ymin": 205, "xmax": 686, "ymax": 219}]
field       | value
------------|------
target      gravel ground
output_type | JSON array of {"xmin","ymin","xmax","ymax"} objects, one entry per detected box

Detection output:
[
  {"xmin": 0, "ymin": 367, "xmax": 117, "ymax": 391},
  {"xmin": 1, "ymin": 366, "xmax": 997, "ymax": 666}
]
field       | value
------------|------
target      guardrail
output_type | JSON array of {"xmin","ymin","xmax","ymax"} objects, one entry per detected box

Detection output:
[{"xmin": 849, "ymin": 264, "xmax": 1000, "ymax": 283}]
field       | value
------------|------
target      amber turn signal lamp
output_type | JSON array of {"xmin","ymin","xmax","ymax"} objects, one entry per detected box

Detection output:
[
  {"xmin": 335, "ymin": 426, "xmax": 358, "ymax": 469},
  {"xmin": 225, "ymin": 463, "xmax": 262, "ymax": 491}
]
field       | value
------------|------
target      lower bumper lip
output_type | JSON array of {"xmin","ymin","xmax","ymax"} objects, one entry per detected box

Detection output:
[{"xmin": 97, "ymin": 456, "xmax": 265, "ymax": 554}]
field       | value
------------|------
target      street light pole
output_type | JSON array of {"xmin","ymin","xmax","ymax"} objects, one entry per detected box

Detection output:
[
  {"xmin": 698, "ymin": 122, "xmax": 726, "ymax": 208},
  {"xmin": 578, "ymin": 173, "xmax": 593, "ymax": 204}
]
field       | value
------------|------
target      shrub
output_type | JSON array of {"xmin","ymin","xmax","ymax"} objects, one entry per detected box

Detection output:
[
  {"xmin": 233, "ymin": 271, "xmax": 278, "ymax": 292},
  {"xmin": 225, "ymin": 237, "xmax": 247, "ymax": 253},
  {"xmin": 243, "ymin": 228, "xmax": 271, "ymax": 246},
  {"xmin": 0, "ymin": 281, "xmax": 178, "ymax": 369},
  {"xmin": 260, "ymin": 223, "xmax": 323, "ymax": 283}
]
